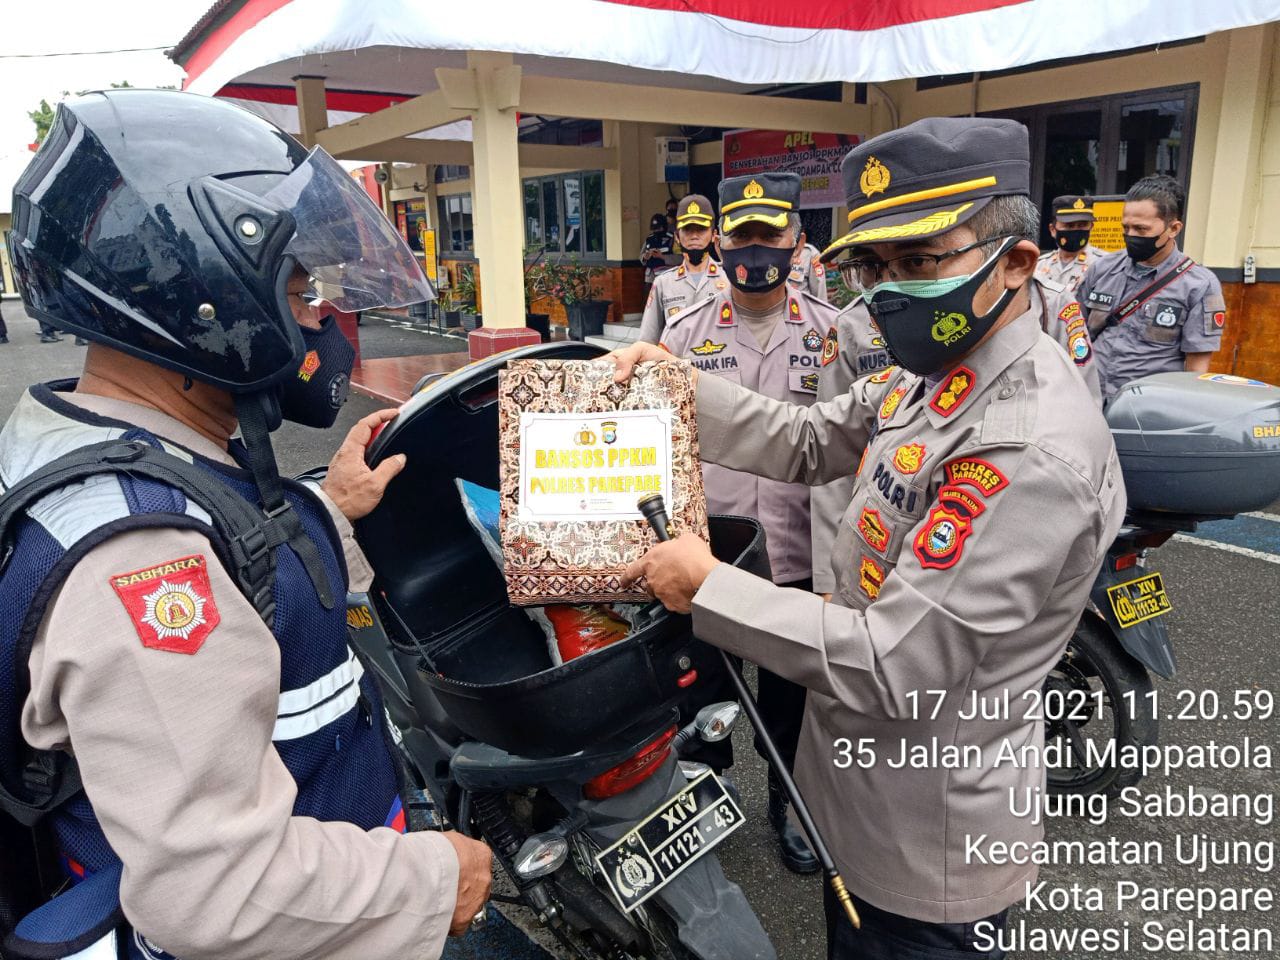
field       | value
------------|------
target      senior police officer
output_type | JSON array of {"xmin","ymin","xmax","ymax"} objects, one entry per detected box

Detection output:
[
  {"xmin": 1034, "ymin": 194, "xmax": 1104, "ymax": 291},
  {"xmin": 637, "ymin": 194, "xmax": 727, "ymax": 344},
  {"xmin": 659, "ymin": 172, "xmax": 838, "ymax": 874},
  {"xmin": 0, "ymin": 91, "xmax": 490, "ymax": 959},
  {"xmin": 1075, "ymin": 174, "xmax": 1225, "ymax": 402},
  {"xmin": 617, "ymin": 117, "xmax": 1125, "ymax": 959},
  {"xmin": 788, "ymin": 241, "xmax": 830, "ymax": 300}
]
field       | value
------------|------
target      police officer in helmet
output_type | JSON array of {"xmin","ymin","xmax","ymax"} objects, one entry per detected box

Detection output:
[{"xmin": 0, "ymin": 89, "xmax": 489, "ymax": 958}]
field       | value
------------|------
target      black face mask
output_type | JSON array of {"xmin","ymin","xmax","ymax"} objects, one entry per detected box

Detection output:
[
  {"xmin": 1124, "ymin": 232, "xmax": 1170, "ymax": 263},
  {"xmin": 280, "ymin": 315, "xmax": 355, "ymax": 428},
  {"xmin": 720, "ymin": 243, "xmax": 796, "ymax": 293},
  {"xmin": 865, "ymin": 239, "xmax": 1018, "ymax": 377},
  {"xmin": 1056, "ymin": 229, "xmax": 1090, "ymax": 253},
  {"xmin": 684, "ymin": 247, "xmax": 709, "ymax": 266}
]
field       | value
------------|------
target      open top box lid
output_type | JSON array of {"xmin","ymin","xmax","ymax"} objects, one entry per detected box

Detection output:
[{"xmin": 357, "ymin": 342, "xmax": 605, "ymax": 643}]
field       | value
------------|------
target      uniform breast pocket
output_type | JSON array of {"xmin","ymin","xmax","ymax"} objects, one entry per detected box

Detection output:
[
  {"xmin": 1140, "ymin": 300, "xmax": 1184, "ymax": 344},
  {"xmin": 788, "ymin": 367, "xmax": 820, "ymax": 397}
]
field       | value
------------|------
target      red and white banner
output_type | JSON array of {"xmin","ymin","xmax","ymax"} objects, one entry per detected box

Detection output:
[
  {"xmin": 177, "ymin": 0, "xmax": 1280, "ymax": 97},
  {"xmin": 723, "ymin": 130, "xmax": 861, "ymax": 209}
]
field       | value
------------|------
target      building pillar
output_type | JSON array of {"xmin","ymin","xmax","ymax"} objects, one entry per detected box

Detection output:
[{"xmin": 462, "ymin": 51, "xmax": 539, "ymax": 357}]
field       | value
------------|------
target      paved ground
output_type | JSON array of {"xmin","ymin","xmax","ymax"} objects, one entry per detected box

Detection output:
[{"xmin": 3, "ymin": 301, "xmax": 1278, "ymax": 958}]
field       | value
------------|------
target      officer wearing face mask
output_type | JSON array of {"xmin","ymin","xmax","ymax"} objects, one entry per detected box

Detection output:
[
  {"xmin": 659, "ymin": 172, "xmax": 838, "ymax": 875},
  {"xmin": 637, "ymin": 194, "xmax": 726, "ymax": 343},
  {"xmin": 788, "ymin": 241, "xmax": 830, "ymax": 300},
  {"xmin": 614, "ymin": 118, "xmax": 1124, "ymax": 959},
  {"xmin": 1034, "ymin": 195, "xmax": 1104, "ymax": 291},
  {"xmin": 0, "ymin": 90, "xmax": 491, "ymax": 959},
  {"xmin": 1074, "ymin": 174, "xmax": 1225, "ymax": 402}
]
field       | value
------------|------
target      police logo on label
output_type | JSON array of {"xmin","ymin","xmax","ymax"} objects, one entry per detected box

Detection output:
[
  {"xmin": 691, "ymin": 339, "xmax": 726, "ymax": 356},
  {"xmin": 766, "ymin": 264, "xmax": 780, "ymax": 284},
  {"xmin": 931, "ymin": 311, "xmax": 970, "ymax": 345},
  {"xmin": 615, "ymin": 851, "xmax": 656, "ymax": 899},
  {"xmin": 802, "ymin": 329, "xmax": 823, "ymax": 352},
  {"xmin": 1153, "ymin": 306, "xmax": 1179, "ymax": 328}
]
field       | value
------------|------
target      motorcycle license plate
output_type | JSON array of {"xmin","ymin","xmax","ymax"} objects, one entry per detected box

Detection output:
[
  {"xmin": 594, "ymin": 770, "xmax": 744, "ymax": 912},
  {"xmin": 1107, "ymin": 572, "xmax": 1172, "ymax": 628}
]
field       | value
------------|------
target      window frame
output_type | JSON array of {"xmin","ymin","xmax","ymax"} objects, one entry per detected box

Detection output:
[{"xmin": 520, "ymin": 170, "xmax": 607, "ymax": 262}]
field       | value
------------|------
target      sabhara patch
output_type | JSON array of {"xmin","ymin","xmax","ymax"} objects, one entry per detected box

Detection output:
[
  {"xmin": 858, "ymin": 556, "xmax": 885, "ymax": 600},
  {"xmin": 913, "ymin": 505, "xmax": 972, "ymax": 570},
  {"xmin": 857, "ymin": 507, "xmax": 891, "ymax": 552},
  {"xmin": 109, "ymin": 555, "xmax": 220, "ymax": 654},
  {"xmin": 929, "ymin": 368, "xmax": 975, "ymax": 417}
]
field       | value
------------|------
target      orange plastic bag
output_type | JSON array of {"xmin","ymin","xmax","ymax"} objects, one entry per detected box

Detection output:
[{"xmin": 543, "ymin": 604, "xmax": 631, "ymax": 662}]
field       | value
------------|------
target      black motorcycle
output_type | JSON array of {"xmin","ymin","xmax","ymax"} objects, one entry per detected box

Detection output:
[
  {"xmin": 1042, "ymin": 371, "xmax": 1280, "ymax": 796},
  {"xmin": 347, "ymin": 341, "xmax": 777, "ymax": 960}
]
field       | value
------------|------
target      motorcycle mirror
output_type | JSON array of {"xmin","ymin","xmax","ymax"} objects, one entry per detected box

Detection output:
[{"xmin": 694, "ymin": 702, "xmax": 740, "ymax": 743}]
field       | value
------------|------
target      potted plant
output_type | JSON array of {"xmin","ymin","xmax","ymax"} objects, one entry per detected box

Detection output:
[
  {"xmin": 541, "ymin": 257, "xmax": 610, "ymax": 341},
  {"xmin": 454, "ymin": 265, "xmax": 482, "ymax": 331},
  {"xmin": 523, "ymin": 249, "xmax": 552, "ymax": 342},
  {"xmin": 437, "ymin": 287, "xmax": 462, "ymax": 329}
]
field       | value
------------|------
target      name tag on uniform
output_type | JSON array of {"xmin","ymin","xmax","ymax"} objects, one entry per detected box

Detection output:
[{"xmin": 1086, "ymin": 291, "xmax": 1115, "ymax": 307}]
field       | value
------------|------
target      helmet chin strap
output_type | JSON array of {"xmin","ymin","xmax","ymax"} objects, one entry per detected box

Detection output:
[{"xmin": 233, "ymin": 392, "xmax": 335, "ymax": 610}]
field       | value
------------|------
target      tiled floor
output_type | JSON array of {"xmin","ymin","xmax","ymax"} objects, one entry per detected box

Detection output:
[{"xmin": 351, "ymin": 353, "xmax": 471, "ymax": 404}]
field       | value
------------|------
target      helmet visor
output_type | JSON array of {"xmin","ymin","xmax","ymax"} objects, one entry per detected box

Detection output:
[{"xmin": 265, "ymin": 147, "xmax": 435, "ymax": 312}]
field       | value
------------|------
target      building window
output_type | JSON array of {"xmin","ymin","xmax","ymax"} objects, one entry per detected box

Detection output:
[
  {"xmin": 437, "ymin": 194, "xmax": 474, "ymax": 254},
  {"xmin": 434, "ymin": 164, "xmax": 470, "ymax": 183},
  {"xmin": 522, "ymin": 171, "xmax": 606, "ymax": 258}
]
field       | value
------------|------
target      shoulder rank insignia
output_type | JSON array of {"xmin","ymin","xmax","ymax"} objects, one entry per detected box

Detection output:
[
  {"xmin": 929, "ymin": 367, "xmax": 975, "ymax": 417},
  {"xmin": 787, "ymin": 298, "xmax": 802, "ymax": 322},
  {"xmin": 691, "ymin": 339, "xmax": 726, "ymax": 356},
  {"xmin": 802, "ymin": 328, "xmax": 823, "ymax": 352},
  {"xmin": 821, "ymin": 326, "xmax": 838, "ymax": 366},
  {"xmin": 814, "ymin": 262, "xmax": 825, "ymax": 278},
  {"xmin": 708, "ymin": 262, "xmax": 719, "ymax": 275},
  {"xmin": 913, "ymin": 505, "xmax": 972, "ymax": 570},
  {"xmin": 676, "ymin": 265, "xmax": 686, "ymax": 278},
  {"xmin": 110, "ymin": 554, "xmax": 220, "ymax": 655},
  {"xmin": 718, "ymin": 302, "xmax": 734, "ymax": 326}
]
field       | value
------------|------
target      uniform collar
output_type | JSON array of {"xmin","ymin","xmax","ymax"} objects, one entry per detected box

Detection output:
[{"xmin": 922, "ymin": 306, "xmax": 1042, "ymax": 429}]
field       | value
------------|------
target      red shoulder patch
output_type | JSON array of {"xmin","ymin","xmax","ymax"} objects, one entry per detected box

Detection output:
[
  {"xmin": 109, "ymin": 555, "xmax": 220, "ymax": 655},
  {"xmin": 1057, "ymin": 301, "xmax": 1082, "ymax": 324},
  {"xmin": 928, "ymin": 367, "xmax": 976, "ymax": 417},
  {"xmin": 821, "ymin": 325, "xmax": 838, "ymax": 366},
  {"xmin": 913, "ymin": 505, "xmax": 973, "ymax": 570}
]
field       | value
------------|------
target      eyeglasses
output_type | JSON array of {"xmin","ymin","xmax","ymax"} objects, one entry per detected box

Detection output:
[{"xmin": 838, "ymin": 235, "xmax": 1014, "ymax": 292}]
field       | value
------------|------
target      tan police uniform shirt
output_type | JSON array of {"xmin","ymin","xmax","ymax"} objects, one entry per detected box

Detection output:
[
  {"xmin": 1076, "ymin": 248, "xmax": 1226, "ymax": 401},
  {"xmin": 1034, "ymin": 244, "xmax": 1104, "ymax": 292},
  {"xmin": 1031, "ymin": 276, "xmax": 1103, "ymax": 405},
  {"xmin": 788, "ymin": 243, "xmax": 829, "ymax": 301},
  {"xmin": 810, "ymin": 298, "xmax": 894, "ymax": 594},
  {"xmin": 15, "ymin": 391, "xmax": 458, "ymax": 960},
  {"xmin": 688, "ymin": 308, "xmax": 1126, "ymax": 922},
  {"xmin": 638, "ymin": 259, "xmax": 728, "ymax": 344},
  {"xmin": 661, "ymin": 289, "xmax": 839, "ymax": 583}
]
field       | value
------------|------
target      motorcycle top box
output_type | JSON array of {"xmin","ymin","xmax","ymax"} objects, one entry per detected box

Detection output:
[
  {"xmin": 1107, "ymin": 371, "xmax": 1280, "ymax": 516},
  {"xmin": 357, "ymin": 342, "xmax": 768, "ymax": 758}
]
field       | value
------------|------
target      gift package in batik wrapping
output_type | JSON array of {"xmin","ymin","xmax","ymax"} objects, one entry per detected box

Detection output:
[{"xmin": 498, "ymin": 358, "xmax": 709, "ymax": 605}]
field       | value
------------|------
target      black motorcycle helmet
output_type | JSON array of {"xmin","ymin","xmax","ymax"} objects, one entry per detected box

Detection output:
[{"xmin": 10, "ymin": 88, "xmax": 432, "ymax": 394}]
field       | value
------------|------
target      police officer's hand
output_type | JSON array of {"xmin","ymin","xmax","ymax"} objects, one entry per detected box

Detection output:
[
  {"xmin": 322, "ymin": 408, "xmax": 407, "ymax": 521},
  {"xmin": 621, "ymin": 533, "xmax": 719, "ymax": 614},
  {"xmin": 442, "ymin": 830, "xmax": 494, "ymax": 936},
  {"xmin": 610, "ymin": 342, "xmax": 695, "ymax": 386}
]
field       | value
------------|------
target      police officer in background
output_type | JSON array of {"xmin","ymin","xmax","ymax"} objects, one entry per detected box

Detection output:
[
  {"xmin": 638, "ymin": 194, "xmax": 727, "ymax": 344},
  {"xmin": 1034, "ymin": 194, "xmax": 1104, "ymax": 291},
  {"xmin": 807, "ymin": 289, "xmax": 891, "ymax": 599},
  {"xmin": 618, "ymin": 118, "xmax": 1125, "ymax": 959},
  {"xmin": 0, "ymin": 90, "xmax": 489, "ymax": 959},
  {"xmin": 659, "ymin": 172, "xmax": 837, "ymax": 874},
  {"xmin": 1075, "ymin": 174, "xmax": 1225, "ymax": 402},
  {"xmin": 789, "ymin": 240, "xmax": 830, "ymax": 300},
  {"xmin": 640, "ymin": 213, "xmax": 678, "ymax": 286}
]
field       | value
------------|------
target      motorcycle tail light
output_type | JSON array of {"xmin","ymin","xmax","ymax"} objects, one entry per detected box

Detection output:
[
  {"xmin": 584, "ymin": 726, "xmax": 677, "ymax": 800},
  {"xmin": 1113, "ymin": 552, "xmax": 1140, "ymax": 571}
]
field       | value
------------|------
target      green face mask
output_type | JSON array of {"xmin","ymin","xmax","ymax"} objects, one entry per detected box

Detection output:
[{"xmin": 865, "ymin": 238, "xmax": 1018, "ymax": 376}]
